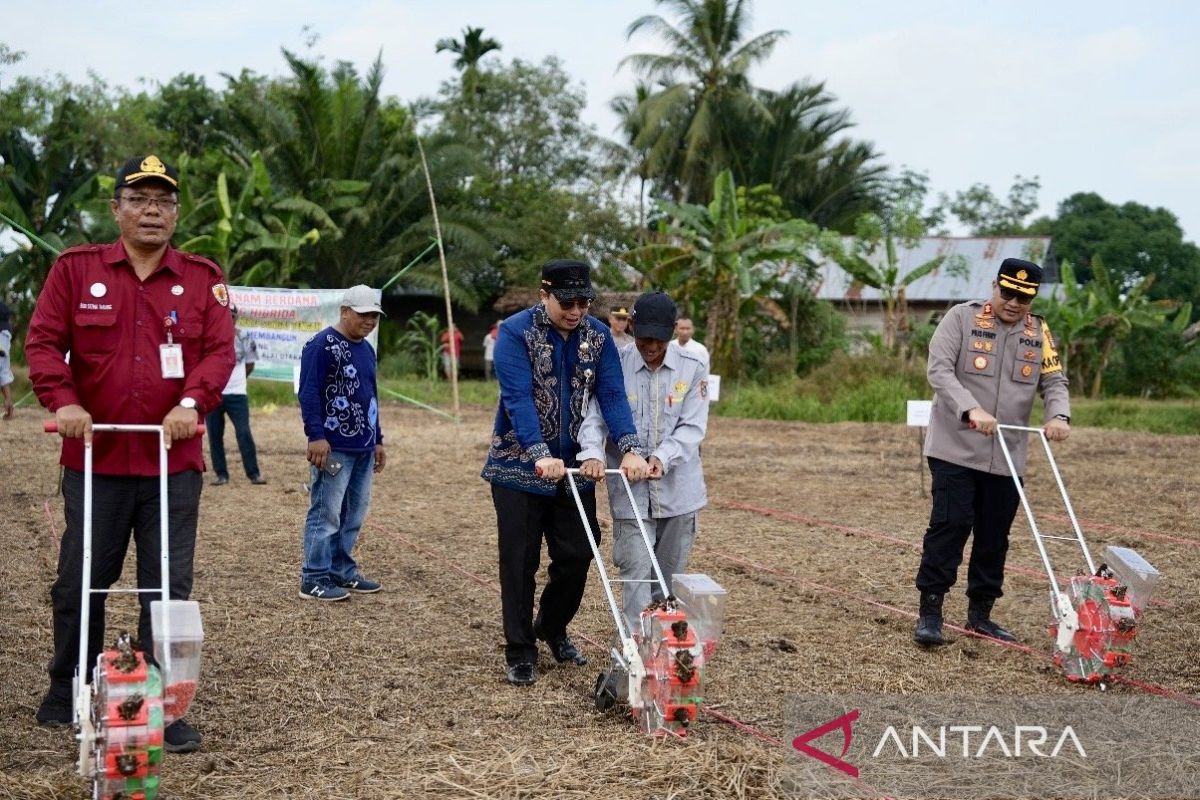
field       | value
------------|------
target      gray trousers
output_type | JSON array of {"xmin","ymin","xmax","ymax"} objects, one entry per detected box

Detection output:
[{"xmin": 613, "ymin": 512, "xmax": 697, "ymax": 632}]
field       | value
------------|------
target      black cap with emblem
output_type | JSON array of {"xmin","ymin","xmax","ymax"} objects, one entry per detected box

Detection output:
[
  {"xmin": 997, "ymin": 258, "xmax": 1042, "ymax": 297},
  {"xmin": 115, "ymin": 154, "xmax": 179, "ymax": 194},
  {"xmin": 630, "ymin": 291, "xmax": 678, "ymax": 341},
  {"xmin": 540, "ymin": 259, "xmax": 596, "ymax": 301}
]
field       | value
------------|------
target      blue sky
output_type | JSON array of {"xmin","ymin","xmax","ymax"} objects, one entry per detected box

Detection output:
[{"xmin": 5, "ymin": 1, "xmax": 1199, "ymax": 241}]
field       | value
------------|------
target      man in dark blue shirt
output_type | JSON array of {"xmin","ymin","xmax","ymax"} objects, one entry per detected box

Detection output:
[
  {"xmin": 297, "ymin": 285, "xmax": 387, "ymax": 602},
  {"xmin": 483, "ymin": 260, "xmax": 649, "ymax": 686}
]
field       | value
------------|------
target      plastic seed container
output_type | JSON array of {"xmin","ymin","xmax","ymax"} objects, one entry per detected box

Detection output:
[
  {"xmin": 672, "ymin": 573, "xmax": 727, "ymax": 662},
  {"xmin": 1103, "ymin": 545, "xmax": 1160, "ymax": 614},
  {"xmin": 150, "ymin": 600, "xmax": 204, "ymax": 723}
]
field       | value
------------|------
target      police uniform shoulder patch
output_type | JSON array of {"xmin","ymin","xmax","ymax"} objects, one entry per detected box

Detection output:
[
  {"xmin": 1040, "ymin": 319, "xmax": 1063, "ymax": 375},
  {"xmin": 212, "ymin": 283, "xmax": 230, "ymax": 307},
  {"xmin": 700, "ymin": 379, "xmax": 708, "ymax": 398}
]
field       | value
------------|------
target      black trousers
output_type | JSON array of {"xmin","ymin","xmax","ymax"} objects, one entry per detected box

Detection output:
[
  {"xmin": 492, "ymin": 483, "xmax": 599, "ymax": 666},
  {"xmin": 47, "ymin": 469, "xmax": 202, "ymax": 698},
  {"xmin": 915, "ymin": 457, "xmax": 1020, "ymax": 601}
]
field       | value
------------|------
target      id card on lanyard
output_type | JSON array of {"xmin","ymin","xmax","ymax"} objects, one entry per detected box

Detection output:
[{"xmin": 161, "ymin": 311, "xmax": 184, "ymax": 379}]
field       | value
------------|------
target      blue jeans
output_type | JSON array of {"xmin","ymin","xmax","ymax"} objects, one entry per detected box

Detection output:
[
  {"xmin": 206, "ymin": 394, "xmax": 261, "ymax": 479},
  {"xmin": 301, "ymin": 450, "xmax": 375, "ymax": 585}
]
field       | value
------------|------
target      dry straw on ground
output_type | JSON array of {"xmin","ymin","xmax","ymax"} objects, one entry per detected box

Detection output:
[{"xmin": 1, "ymin": 405, "xmax": 1197, "ymax": 799}]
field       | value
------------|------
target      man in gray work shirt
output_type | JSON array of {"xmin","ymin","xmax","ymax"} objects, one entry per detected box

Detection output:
[{"xmin": 579, "ymin": 290, "xmax": 709, "ymax": 630}]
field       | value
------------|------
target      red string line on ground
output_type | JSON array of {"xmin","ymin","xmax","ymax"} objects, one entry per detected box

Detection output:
[
  {"xmin": 1041, "ymin": 512, "xmax": 1200, "ymax": 548},
  {"xmin": 700, "ymin": 546, "xmax": 1200, "ymax": 709},
  {"xmin": 363, "ymin": 520, "xmax": 795, "ymax": 749},
  {"xmin": 712, "ymin": 499, "xmax": 1176, "ymax": 610}
]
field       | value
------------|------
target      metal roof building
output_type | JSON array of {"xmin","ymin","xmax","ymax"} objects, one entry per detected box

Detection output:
[{"xmin": 812, "ymin": 236, "xmax": 1056, "ymax": 303}]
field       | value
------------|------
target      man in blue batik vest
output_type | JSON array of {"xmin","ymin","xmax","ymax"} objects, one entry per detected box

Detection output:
[{"xmin": 482, "ymin": 259, "xmax": 649, "ymax": 687}]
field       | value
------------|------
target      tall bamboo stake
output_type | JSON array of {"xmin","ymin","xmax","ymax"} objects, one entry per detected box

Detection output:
[{"xmin": 415, "ymin": 137, "xmax": 460, "ymax": 420}]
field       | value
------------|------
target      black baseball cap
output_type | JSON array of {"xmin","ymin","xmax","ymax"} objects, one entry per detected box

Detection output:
[
  {"xmin": 115, "ymin": 155, "xmax": 179, "ymax": 193},
  {"xmin": 540, "ymin": 259, "xmax": 596, "ymax": 301},
  {"xmin": 630, "ymin": 291, "xmax": 678, "ymax": 341},
  {"xmin": 997, "ymin": 258, "xmax": 1042, "ymax": 297}
]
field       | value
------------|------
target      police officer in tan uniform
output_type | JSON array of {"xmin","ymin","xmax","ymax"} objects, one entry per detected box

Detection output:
[{"xmin": 914, "ymin": 258, "xmax": 1070, "ymax": 646}]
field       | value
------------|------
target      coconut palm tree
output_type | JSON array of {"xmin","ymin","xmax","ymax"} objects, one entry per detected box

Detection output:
[
  {"xmin": 739, "ymin": 81, "xmax": 886, "ymax": 230},
  {"xmin": 620, "ymin": 0, "xmax": 786, "ymax": 203},
  {"xmin": 435, "ymin": 26, "xmax": 502, "ymax": 105}
]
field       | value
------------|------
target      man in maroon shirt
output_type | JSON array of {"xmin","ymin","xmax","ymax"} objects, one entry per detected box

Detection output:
[{"xmin": 25, "ymin": 155, "xmax": 235, "ymax": 753}]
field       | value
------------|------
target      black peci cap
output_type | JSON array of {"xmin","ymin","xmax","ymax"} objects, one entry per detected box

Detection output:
[
  {"xmin": 997, "ymin": 258, "xmax": 1042, "ymax": 297},
  {"xmin": 630, "ymin": 291, "xmax": 678, "ymax": 341},
  {"xmin": 115, "ymin": 155, "xmax": 179, "ymax": 193},
  {"xmin": 540, "ymin": 259, "xmax": 596, "ymax": 301}
]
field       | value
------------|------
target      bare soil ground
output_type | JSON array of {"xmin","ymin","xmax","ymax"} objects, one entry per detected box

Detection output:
[{"xmin": 1, "ymin": 405, "xmax": 1197, "ymax": 799}]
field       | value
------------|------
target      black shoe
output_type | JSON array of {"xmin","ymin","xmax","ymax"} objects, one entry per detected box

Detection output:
[
  {"xmin": 250, "ymin": 475, "xmax": 268, "ymax": 485},
  {"xmin": 913, "ymin": 614, "xmax": 945, "ymax": 646},
  {"xmin": 506, "ymin": 662, "xmax": 536, "ymax": 686},
  {"xmin": 966, "ymin": 598, "xmax": 1018, "ymax": 642},
  {"xmin": 211, "ymin": 476, "xmax": 228, "ymax": 486},
  {"xmin": 540, "ymin": 632, "xmax": 587, "ymax": 666},
  {"xmin": 913, "ymin": 591, "xmax": 945, "ymax": 646},
  {"xmin": 965, "ymin": 618, "xmax": 1018, "ymax": 642},
  {"xmin": 36, "ymin": 691, "xmax": 72, "ymax": 727},
  {"xmin": 164, "ymin": 718, "xmax": 202, "ymax": 753}
]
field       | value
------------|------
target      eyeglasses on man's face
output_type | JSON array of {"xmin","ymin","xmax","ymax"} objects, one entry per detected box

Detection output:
[
  {"xmin": 999, "ymin": 287, "xmax": 1034, "ymax": 305},
  {"xmin": 553, "ymin": 296, "xmax": 592, "ymax": 311},
  {"xmin": 119, "ymin": 193, "xmax": 180, "ymax": 213}
]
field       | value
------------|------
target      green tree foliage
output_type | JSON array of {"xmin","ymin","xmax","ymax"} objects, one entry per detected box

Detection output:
[
  {"xmin": 934, "ymin": 175, "xmax": 1041, "ymax": 236},
  {"xmin": 620, "ymin": 0, "xmax": 786, "ymax": 202},
  {"xmin": 0, "ymin": 55, "xmax": 109, "ymax": 319},
  {"xmin": 1030, "ymin": 192, "xmax": 1200, "ymax": 314},
  {"xmin": 433, "ymin": 56, "xmax": 634, "ymax": 289},
  {"xmin": 1037, "ymin": 259, "xmax": 1189, "ymax": 398},
  {"xmin": 225, "ymin": 51, "xmax": 493, "ymax": 303},
  {"xmin": 828, "ymin": 176, "xmax": 969, "ymax": 354},
  {"xmin": 737, "ymin": 81, "xmax": 885, "ymax": 230},
  {"xmin": 435, "ymin": 26, "xmax": 502, "ymax": 105},
  {"xmin": 627, "ymin": 169, "xmax": 832, "ymax": 378}
]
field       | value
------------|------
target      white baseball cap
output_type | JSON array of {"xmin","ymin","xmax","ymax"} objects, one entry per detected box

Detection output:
[{"xmin": 341, "ymin": 285, "xmax": 385, "ymax": 315}]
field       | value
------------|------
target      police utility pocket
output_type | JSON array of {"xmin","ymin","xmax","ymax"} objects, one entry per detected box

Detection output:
[{"xmin": 962, "ymin": 347, "xmax": 996, "ymax": 377}]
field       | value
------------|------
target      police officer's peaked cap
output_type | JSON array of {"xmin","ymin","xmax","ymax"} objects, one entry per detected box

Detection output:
[
  {"xmin": 115, "ymin": 155, "xmax": 179, "ymax": 192},
  {"xmin": 609, "ymin": 306, "xmax": 630, "ymax": 318},
  {"xmin": 997, "ymin": 258, "xmax": 1042, "ymax": 296},
  {"xmin": 540, "ymin": 259, "xmax": 596, "ymax": 301},
  {"xmin": 631, "ymin": 291, "xmax": 678, "ymax": 342}
]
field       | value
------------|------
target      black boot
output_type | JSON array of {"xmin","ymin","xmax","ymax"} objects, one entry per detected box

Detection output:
[
  {"xmin": 965, "ymin": 597, "xmax": 1018, "ymax": 642},
  {"xmin": 913, "ymin": 592, "xmax": 945, "ymax": 646}
]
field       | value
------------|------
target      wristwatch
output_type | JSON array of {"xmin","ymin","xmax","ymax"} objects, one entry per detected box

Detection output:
[
  {"xmin": 179, "ymin": 397, "xmax": 198, "ymax": 411},
  {"xmin": 1053, "ymin": 414, "xmax": 1070, "ymax": 423}
]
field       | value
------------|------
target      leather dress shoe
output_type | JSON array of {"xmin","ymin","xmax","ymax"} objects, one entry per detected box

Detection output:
[
  {"xmin": 506, "ymin": 662, "xmax": 536, "ymax": 686},
  {"xmin": 542, "ymin": 632, "xmax": 587, "ymax": 666}
]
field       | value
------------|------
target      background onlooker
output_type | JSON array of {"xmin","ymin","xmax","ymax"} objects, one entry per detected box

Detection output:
[{"xmin": 207, "ymin": 304, "xmax": 266, "ymax": 486}]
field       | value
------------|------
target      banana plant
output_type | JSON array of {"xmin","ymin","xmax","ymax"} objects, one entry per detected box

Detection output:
[{"xmin": 175, "ymin": 151, "xmax": 339, "ymax": 285}]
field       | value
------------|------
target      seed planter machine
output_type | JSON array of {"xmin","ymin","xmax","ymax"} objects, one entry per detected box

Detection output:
[
  {"xmin": 996, "ymin": 424, "xmax": 1160, "ymax": 689},
  {"xmin": 564, "ymin": 468, "xmax": 727, "ymax": 736},
  {"xmin": 46, "ymin": 422, "xmax": 206, "ymax": 800}
]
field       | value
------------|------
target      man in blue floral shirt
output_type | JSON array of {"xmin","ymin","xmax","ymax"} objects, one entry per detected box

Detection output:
[
  {"xmin": 483, "ymin": 260, "xmax": 649, "ymax": 686},
  {"xmin": 297, "ymin": 285, "xmax": 386, "ymax": 602}
]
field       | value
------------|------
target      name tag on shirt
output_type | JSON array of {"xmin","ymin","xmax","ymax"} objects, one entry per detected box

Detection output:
[{"xmin": 160, "ymin": 343, "xmax": 184, "ymax": 379}]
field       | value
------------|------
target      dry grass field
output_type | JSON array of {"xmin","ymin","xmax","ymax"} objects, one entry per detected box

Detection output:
[{"xmin": 1, "ymin": 404, "xmax": 1197, "ymax": 799}]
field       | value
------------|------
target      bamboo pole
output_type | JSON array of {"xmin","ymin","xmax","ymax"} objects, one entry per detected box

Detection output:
[{"xmin": 415, "ymin": 137, "xmax": 460, "ymax": 420}]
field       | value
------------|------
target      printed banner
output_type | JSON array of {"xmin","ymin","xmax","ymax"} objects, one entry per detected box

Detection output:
[{"xmin": 227, "ymin": 287, "xmax": 380, "ymax": 384}]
